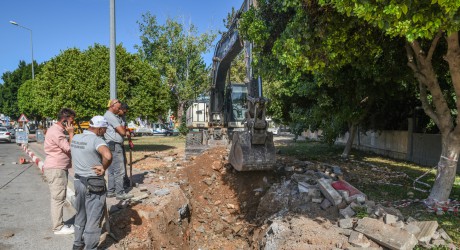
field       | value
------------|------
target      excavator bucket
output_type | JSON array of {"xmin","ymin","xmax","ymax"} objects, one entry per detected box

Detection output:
[{"xmin": 229, "ymin": 131, "xmax": 276, "ymax": 171}]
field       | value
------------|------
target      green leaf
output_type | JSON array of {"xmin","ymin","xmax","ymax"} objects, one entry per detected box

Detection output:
[{"xmin": 401, "ymin": 5, "xmax": 408, "ymax": 15}]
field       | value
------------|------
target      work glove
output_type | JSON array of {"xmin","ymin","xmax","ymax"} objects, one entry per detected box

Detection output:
[{"xmin": 129, "ymin": 140, "xmax": 134, "ymax": 149}]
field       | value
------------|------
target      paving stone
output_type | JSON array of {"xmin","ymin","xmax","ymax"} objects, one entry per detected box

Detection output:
[{"xmin": 355, "ymin": 217, "xmax": 418, "ymax": 250}]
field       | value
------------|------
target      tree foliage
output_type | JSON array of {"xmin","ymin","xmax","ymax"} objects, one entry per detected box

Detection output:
[
  {"xmin": 136, "ymin": 13, "xmax": 215, "ymax": 121},
  {"xmin": 320, "ymin": 0, "xmax": 460, "ymax": 204},
  {"xmin": 17, "ymin": 44, "xmax": 167, "ymax": 121},
  {"xmin": 239, "ymin": 0, "xmax": 416, "ymax": 145},
  {"xmin": 1, "ymin": 61, "xmax": 41, "ymax": 119}
]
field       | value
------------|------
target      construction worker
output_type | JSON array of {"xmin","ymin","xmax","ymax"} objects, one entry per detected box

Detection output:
[
  {"xmin": 43, "ymin": 108, "xmax": 76, "ymax": 235},
  {"xmin": 71, "ymin": 115, "xmax": 112, "ymax": 250},
  {"xmin": 104, "ymin": 99, "xmax": 133, "ymax": 200}
]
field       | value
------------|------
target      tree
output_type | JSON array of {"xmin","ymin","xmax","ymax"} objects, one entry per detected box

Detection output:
[
  {"xmin": 239, "ymin": 0, "xmax": 416, "ymax": 157},
  {"xmin": 18, "ymin": 44, "xmax": 168, "ymax": 121},
  {"xmin": 320, "ymin": 0, "xmax": 460, "ymax": 203},
  {"xmin": 0, "ymin": 61, "xmax": 41, "ymax": 119},
  {"xmin": 136, "ymin": 13, "xmax": 215, "ymax": 123}
]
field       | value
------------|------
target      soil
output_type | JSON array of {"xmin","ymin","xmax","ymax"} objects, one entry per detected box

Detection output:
[{"xmin": 97, "ymin": 138, "xmax": 418, "ymax": 249}]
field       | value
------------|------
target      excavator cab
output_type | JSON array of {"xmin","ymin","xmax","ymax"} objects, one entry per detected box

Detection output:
[{"xmin": 229, "ymin": 77, "xmax": 276, "ymax": 171}]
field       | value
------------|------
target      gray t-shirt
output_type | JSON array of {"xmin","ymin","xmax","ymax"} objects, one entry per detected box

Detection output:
[
  {"xmin": 71, "ymin": 130, "xmax": 107, "ymax": 177},
  {"xmin": 104, "ymin": 110, "xmax": 124, "ymax": 144}
]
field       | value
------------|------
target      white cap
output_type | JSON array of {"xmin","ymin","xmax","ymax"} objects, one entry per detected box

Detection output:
[{"xmin": 89, "ymin": 116, "xmax": 108, "ymax": 128}]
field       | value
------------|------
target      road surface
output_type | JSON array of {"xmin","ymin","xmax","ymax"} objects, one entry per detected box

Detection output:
[{"xmin": 0, "ymin": 142, "xmax": 75, "ymax": 250}]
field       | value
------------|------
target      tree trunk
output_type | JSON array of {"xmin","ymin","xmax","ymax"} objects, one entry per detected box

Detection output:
[
  {"xmin": 341, "ymin": 122, "xmax": 357, "ymax": 159},
  {"xmin": 176, "ymin": 101, "xmax": 185, "ymax": 125},
  {"xmin": 428, "ymin": 134, "xmax": 460, "ymax": 203},
  {"xmin": 405, "ymin": 32, "xmax": 460, "ymax": 202}
]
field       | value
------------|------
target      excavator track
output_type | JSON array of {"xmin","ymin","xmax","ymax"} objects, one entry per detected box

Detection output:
[{"xmin": 229, "ymin": 131, "xmax": 276, "ymax": 171}]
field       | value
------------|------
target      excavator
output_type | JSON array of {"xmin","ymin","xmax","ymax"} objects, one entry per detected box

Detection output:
[{"xmin": 185, "ymin": 0, "xmax": 276, "ymax": 171}]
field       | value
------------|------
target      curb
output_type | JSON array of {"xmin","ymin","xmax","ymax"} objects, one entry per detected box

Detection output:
[{"xmin": 21, "ymin": 144, "xmax": 76, "ymax": 208}]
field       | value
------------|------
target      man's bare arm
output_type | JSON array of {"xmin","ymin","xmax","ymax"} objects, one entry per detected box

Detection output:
[
  {"xmin": 97, "ymin": 145, "xmax": 112, "ymax": 170},
  {"xmin": 114, "ymin": 125, "xmax": 127, "ymax": 137}
]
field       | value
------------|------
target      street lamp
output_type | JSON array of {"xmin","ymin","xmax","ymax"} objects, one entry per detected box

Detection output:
[{"xmin": 10, "ymin": 20, "xmax": 34, "ymax": 80}]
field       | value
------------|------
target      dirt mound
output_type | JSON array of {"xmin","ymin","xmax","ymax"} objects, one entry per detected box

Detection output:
[{"xmin": 102, "ymin": 145, "xmax": 355, "ymax": 249}]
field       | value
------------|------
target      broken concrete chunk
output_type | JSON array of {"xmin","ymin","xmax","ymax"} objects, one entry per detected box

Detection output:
[
  {"xmin": 297, "ymin": 182, "xmax": 309, "ymax": 193},
  {"xmin": 336, "ymin": 227, "xmax": 353, "ymax": 236},
  {"xmin": 384, "ymin": 214, "xmax": 398, "ymax": 225},
  {"xmin": 390, "ymin": 221, "xmax": 405, "ymax": 229},
  {"xmin": 355, "ymin": 217, "xmax": 418, "ymax": 250},
  {"xmin": 312, "ymin": 198, "xmax": 323, "ymax": 203},
  {"xmin": 332, "ymin": 180, "xmax": 366, "ymax": 204},
  {"xmin": 131, "ymin": 193, "xmax": 149, "ymax": 202},
  {"xmin": 320, "ymin": 198, "xmax": 332, "ymax": 210},
  {"xmin": 340, "ymin": 205, "xmax": 356, "ymax": 218},
  {"xmin": 348, "ymin": 231, "xmax": 371, "ymax": 248},
  {"xmin": 403, "ymin": 223, "xmax": 420, "ymax": 235},
  {"xmin": 438, "ymin": 228, "xmax": 453, "ymax": 242},
  {"xmin": 431, "ymin": 239, "xmax": 446, "ymax": 246},
  {"xmin": 339, "ymin": 218, "xmax": 353, "ymax": 229},
  {"xmin": 154, "ymin": 188, "xmax": 171, "ymax": 196},
  {"xmin": 410, "ymin": 221, "xmax": 439, "ymax": 244},
  {"xmin": 318, "ymin": 178, "xmax": 342, "ymax": 206}
]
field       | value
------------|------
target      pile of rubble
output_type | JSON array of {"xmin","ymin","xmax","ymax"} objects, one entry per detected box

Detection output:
[
  {"xmin": 256, "ymin": 160, "xmax": 457, "ymax": 249},
  {"xmin": 100, "ymin": 146, "xmax": 457, "ymax": 249}
]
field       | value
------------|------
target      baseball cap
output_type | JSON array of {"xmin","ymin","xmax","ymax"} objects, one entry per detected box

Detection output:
[{"xmin": 89, "ymin": 116, "xmax": 109, "ymax": 128}]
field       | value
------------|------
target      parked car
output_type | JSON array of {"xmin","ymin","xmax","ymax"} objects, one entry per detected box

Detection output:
[
  {"xmin": 28, "ymin": 124, "xmax": 37, "ymax": 134},
  {"xmin": 152, "ymin": 123, "xmax": 174, "ymax": 136},
  {"xmin": 0, "ymin": 127, "xmax": 12, "ymax": 143},
  {"xmin": 5, "ymin": 126, "xmax": 15, "ymax": 139}
]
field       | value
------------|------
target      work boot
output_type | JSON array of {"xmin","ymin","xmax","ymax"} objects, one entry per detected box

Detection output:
[
  {"xmin": 106, "ymin": 192, "xmax": 116, "ymax": 198},
  {"xmin": 116, "ymin": 192, "xmax": 134, "ymax": 200}
]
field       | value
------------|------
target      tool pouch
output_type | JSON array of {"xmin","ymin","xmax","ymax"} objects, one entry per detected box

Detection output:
[{"xmin": 85, "ymin": 176, "xmax": 107, "ymax": 193}]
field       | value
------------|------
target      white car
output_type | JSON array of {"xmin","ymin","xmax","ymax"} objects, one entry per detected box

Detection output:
[{"xmin": 0, "ymin": 127, "xmax": 12, "ymax": 143}]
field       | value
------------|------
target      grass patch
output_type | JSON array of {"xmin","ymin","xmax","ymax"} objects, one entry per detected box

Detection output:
[{"xmin": 128, "ymin": 135, "xmax": 185, "ymax": 152}]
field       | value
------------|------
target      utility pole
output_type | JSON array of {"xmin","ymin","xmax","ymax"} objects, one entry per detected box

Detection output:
[{"xmin": 110, "ymin": 0, "xmax": 117, "ymax": 99}]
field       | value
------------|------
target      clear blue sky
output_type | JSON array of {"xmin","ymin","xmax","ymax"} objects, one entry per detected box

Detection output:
[{"xmin": 0, "ymin": 0, "xmax": 242, "ymax": 81}]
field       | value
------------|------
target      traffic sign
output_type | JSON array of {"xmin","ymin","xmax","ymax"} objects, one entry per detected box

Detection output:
[{"xmin": 18, "ymin": 114, "xmax": 29, "ymax": 122}]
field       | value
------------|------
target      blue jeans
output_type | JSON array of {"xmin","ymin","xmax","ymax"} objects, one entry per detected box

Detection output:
[
  {"xmin": 73, "ymin": 179, "xmax": 106, "ymax": 250},
  {"xmin": 107, "ymin": 142, "xmax": 125, "ymax": 195}
]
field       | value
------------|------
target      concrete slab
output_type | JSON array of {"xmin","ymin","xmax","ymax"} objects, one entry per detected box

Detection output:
[
  {"xmin": 410, "ymin": 221, "xmax": 439, "ymax": 244},
  {"xmin": 354, "ymin": 217, "xmax": 418, "ymax": 250},
  {"xmin": 318, "ymin": 178, "xmax": 342, "ymax": 206}
]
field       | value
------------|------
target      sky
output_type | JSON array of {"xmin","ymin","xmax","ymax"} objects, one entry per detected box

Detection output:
[{"xmin": 0, "ymin": 0, "xmax": 242, "ymax": 81}]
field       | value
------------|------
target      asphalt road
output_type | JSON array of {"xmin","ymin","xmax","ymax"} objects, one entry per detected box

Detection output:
[{"xmin": 0, "ymin": 142, "xmax": 75, "ymax": 250}]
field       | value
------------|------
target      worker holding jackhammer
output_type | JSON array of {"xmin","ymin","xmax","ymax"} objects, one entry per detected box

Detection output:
[{"xmin": 104, "ymin": 99, "xmax": 133, "ymax": 200}]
